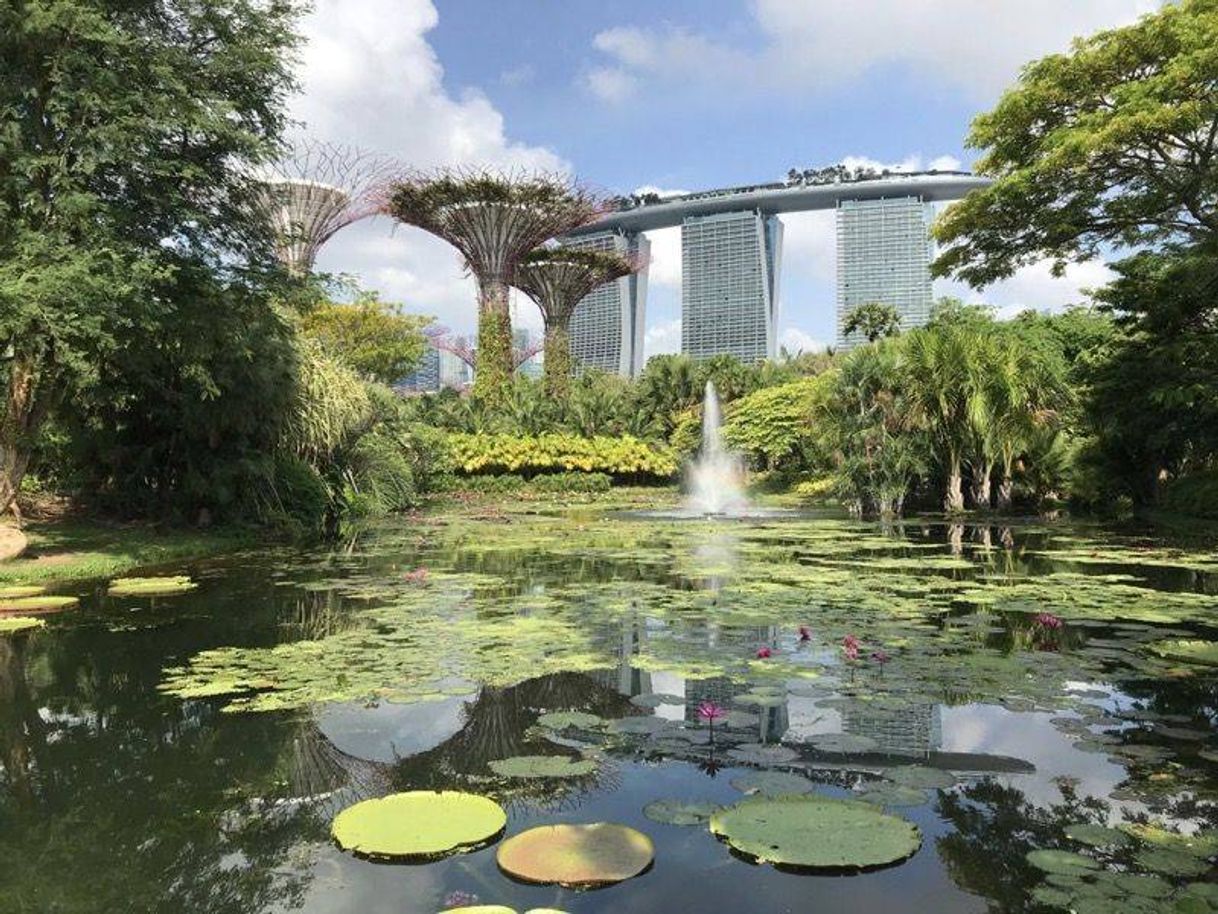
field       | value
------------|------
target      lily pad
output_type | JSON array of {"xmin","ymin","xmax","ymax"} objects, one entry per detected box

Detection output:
[
  {"xmin": 331, "ymin": 791, "xmax": 506, "ymax": 861},
  {"xmin": 0, "ymin": 616, "xmax": 45, "ymax": 636},
  {"xmin": 1025, "ymin": 849, "xmax": 1101, "ymax": 875},
  {"xmin": 495, "ymin": 823, "xmax": 654, "ymax": 888},
  {"xmin": 1134, "ymin": 848, "xmax": 1210, "ymax": 877},
  {"xmin": 0, "ymin": 585, "xmax": 44, "ymax": 599},
  {"xmin": 107, "ymin": 575, "xmax": 197, "ymax": 597},
  {"xmin": 1148, "ymin": 639, "xmax": 1218, "ymax": 667},
  {"xmin": 643, "ymin": 799, "xmax": 721, "ymax": 826},
  {"xmin": 607, "ymin": 715, "xmax": 671, "ymax": 735},
  {"xmin": 855, "ymin": 785, "xmax": 928, "ymax": 808},
  {"xmin": 0, "ymin": 594, "xmax": 78, "ymax": 613},
  {"xmin": 729, "ymin": 770, "xmax": 815, "ymax": 797},
  {"xmin": 536, "ymin": 711, "xmax": 603, "ymax": 730},
  {"xmin": 488, "ymin": 755, "xmax": 596, "ymax": 779},
  {"xmin": 885, "ymin": 766, "xmax": 957, "ymax": 790},
  {"xmin": 1064, "ymin": 823, "xmax": 1135, "ymax": 848},
  {"xmin": 709, "ymin": 795, "xmax": 922, "ymax": 871},
  {"xmin": 726, "ymin": 743, "xmax": 799, "ymax": 765}
]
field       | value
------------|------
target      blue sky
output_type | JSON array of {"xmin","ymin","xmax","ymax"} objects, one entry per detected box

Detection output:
[{"xmin": 295, "ymin": 0, "xmax": 1157, "ymax": 354}]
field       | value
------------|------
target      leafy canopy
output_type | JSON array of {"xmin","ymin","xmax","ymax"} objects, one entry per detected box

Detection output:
[{"xmin": 302, "ymin": 292, "xmax": 431, "ymax": 384}]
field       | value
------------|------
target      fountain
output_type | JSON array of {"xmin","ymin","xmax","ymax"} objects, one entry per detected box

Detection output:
[{"xmin": 687, "ymin": 381, "xmax": 749, "ymax": 516}]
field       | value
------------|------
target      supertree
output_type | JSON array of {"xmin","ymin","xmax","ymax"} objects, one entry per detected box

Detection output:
[
  {"xmin": 426, "ymin": 325, "xmax": 543, "ymax": 376},
  {"xmin": 514, "ymin": 247, "xmax": 642, "ymax": 397},
  {"xmin": 253, "ymin": 141, "xmax": 393, "ymax": 276},
  {"xmin": 383, "ymin": 170, "xmax": 605, "ymax": 402}
]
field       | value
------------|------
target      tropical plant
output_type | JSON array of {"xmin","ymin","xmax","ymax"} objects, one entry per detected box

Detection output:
[
  {"xmin": 444, "ymin": 432, "xmax": 677, "ymax": 479},
  {"xmin": 842, "ymin": 302, "xmax": 902, "ymax": 343},
  {"xmin": 301, "ymin": 291, "xmax": 431, "ymax": 384},
  {"xmin": 722, "ymin": 375, "xmax": 834, "ymax": 471},
  {"xmin": 383, "ymin": 171, "xmax": 604, "ymax": 403}
]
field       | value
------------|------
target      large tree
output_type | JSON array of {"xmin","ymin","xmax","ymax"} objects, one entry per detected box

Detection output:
[
  {"xmin": 384, "ymin": 172, "xmax": 604, "ymax": 404},
  {"xmin": 0, "ymin": 0, "xmax": 303, "ymax": 515},
  {"xmin": 301, "ymin": 291, "xmax": 430, "ymax": 385},
  {"xmin": 514, "ymin": 247, "xmax": 638, "ymax": 398},
  {"xmin": 933, "ymin": 0, "xmax": 1218, "ymax": 287}
]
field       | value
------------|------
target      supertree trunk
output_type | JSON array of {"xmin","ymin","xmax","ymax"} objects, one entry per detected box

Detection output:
[
  {"xmin": 474, "ymin": 278, "xmax": 513, "ymax": 402},
  {"xmin": 543, "ymin": 315, "xmax": 574, "ymax": 400}
]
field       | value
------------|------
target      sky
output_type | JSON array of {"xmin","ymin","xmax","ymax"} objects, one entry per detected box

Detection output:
[{"xmin": 294, "ymin": 0, "xmax": 1160, "ymax": 356}]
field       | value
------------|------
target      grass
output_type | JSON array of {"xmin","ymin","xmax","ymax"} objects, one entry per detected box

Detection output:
[{"xmin": 0, "ymin": 520, "xmax": 258, "ymax": 586}]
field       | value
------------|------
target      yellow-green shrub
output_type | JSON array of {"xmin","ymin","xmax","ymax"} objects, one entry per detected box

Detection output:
[{"xmin": 444, "ymin": 433, "xmax": 678, "ymax": 479}]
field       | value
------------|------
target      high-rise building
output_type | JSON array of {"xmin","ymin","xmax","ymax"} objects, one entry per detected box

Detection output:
[
  {"xmin": 564, "ymin": 230, "xmax": 650, "ymax": 377},
  {"xmin": 438, "ymin": 347, "xmax": 469, "ymax": 389},
  {"xmin": 681, "ymin": 210, "xmax": 783, "ymax": 363},
  {"xmin": 397, "ymin": 345, "xmax": 441, "ymax": 393},
  {"xmin": 836, "ymin": 196, "xmax": 934, "ymax": 348},
  {"xmin": 513, "ymin": 327, "xmax": 543, "ymax": 379}
]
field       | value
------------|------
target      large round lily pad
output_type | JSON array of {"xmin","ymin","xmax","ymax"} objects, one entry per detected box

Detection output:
[
  {"xmin": 496, "ymin": 823, "xmax": 654, "ymax": 888},
  {"xmin": 854, "ymin": 785, "xmax": 928, "ymax": 808},
  {"xmin": 729, "ymin": 770, "xmax": 815, "ymax": 797},
  {"xmin": 1064, "ymin": 823, "xmax": 1134, "ymax": 848},
  {"xmin": 536, "ymin": 711, "xmax": 603, "ymax": 730},
  {"xmin": 1148, "ymin": 639, "xmax": 1218, "ymax": 666},
  {"xmin": 488, "ymin": 755, "xmax": 596, "ymax": 779},
  {"xmin": 0, "ymin": 594, "xmax": 78, "ymax": 613},
  {"xmin": 726, "ymin": 743, "xmax": 799, "ymax": 765},
  {"xmin": 643, "ymin": 799, "xmax": 721, "ymax": 826},
  {"xmin": 331, "ymin": 791, "xmax": 506, "ymax": 861},
  {"xmin": 885, "ymin": 766, "xmax": 957, "ymax": 790},
  {"xmin": 1025, "ymin": 849, "xmax": 1100, "ymax": 875},
  {"xmin": 0, "ymin": 616, "xmax": 46, "ymax": 636},
  {"xmin": 0, "ymin": 585, "xmax": 44, "ymax": 600},
  {"xmin": 108, "ymin": 575, "xmax": 197, "ymax": 597},
  {"xmin": 709, "ymin": 794, "xmax": 922, "ymax": 872}
]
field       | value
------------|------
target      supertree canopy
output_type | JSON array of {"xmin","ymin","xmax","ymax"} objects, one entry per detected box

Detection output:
[
  {"xmin": 384, "ymin": 170, "xmax": 605, "ymax": 402},
  {"xmin": 514, "ymin": 247, "xmax": 641, "ymax": 397},
  {"xmin": 254, "ymin": 141, "xmax": 393, "ymax": 276}
]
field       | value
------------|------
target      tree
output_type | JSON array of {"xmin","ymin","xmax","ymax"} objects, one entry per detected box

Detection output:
[
  {"xmin": 842, "ymin": 302, "xmax": 902, "ymax": 343},
  {"xmin": 301, "ymin": 292, "xmax": 430, "ymax": 384},
  {"xmin": 514, "ymin": 247, "xmax": 639, "ymax": 398},
  {"xmin": 0, "ymin": 0, "xmax": 303, "ymax": 515},
  {"xmin": 933, "ymin": 0, "xmax": 1218, "ymax": 287},
  {"xmin": 384, "ymin": 172, "xmax": 604, "ymax": 404}
]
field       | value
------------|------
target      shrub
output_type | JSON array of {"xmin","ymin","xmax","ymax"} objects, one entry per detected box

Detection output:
[
  {"xmin": 722, "ymin": 375, "xmax": 832, "ymax": 470},
  {"xmin": 530, "ymin": 472, "xmax": 612, "ymax": 493},
  {"xmin": 1162, "ymin": 469, "xmax": 1218, "ymax": 519},
  {"xmin": 444, "ymin": 433, "xmax": 678, "ymax": 480}
]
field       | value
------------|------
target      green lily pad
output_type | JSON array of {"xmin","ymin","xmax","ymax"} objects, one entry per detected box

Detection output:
[
  {"xmin": 1121, "ymin": 824, "xmax": 1218, "ymax": 857},
  {"xmin": 709, "ymin": 795, "xmax": 922, "ymax": 871},
  {"xmin": 643, "ymin": 799, "xmax": 721, "ymax": 826},
  {"xmin": 536, "ymin": 711, "xmax": 603, "ymax": 730},
  {"xmin": 0, "ymin": 594, "xmax": 77, "ymax": 612},
  {"xmin": 1110, "ymin": 874, "xmax": 1173, "ymax": 898},
  {"xmin": 331, "ymin": 791, "xmax": 506, "ymax": 861},
  {"xmin": 729, "ymin": 770, "xmax": 815, "ymax": 797},
  {"xmin": 0, "ymin": 616, "xmax": 45, "ymax": 635},
  {"xmin": 0, "ymin": 585, "xmax": 44, "ymax": 599},
  {"xmin": 1065, "ymin": 823, "xmax": 1135, "ymax": 848},
  {"xmin": 108, "ymin": 575, "xmax": 197, "ymax": 597},
  {"xmin": 495, "ymin": 823, "xmax": 654, "ymax": 888},
  {"xmin": 885, "ymin": 766, "xmax": 957, "ymax": 790},
  {"xmin": 488, "ymin": 755, "xmax": 596, "ymax": 779},
  {"xmin": 1025, "ymin": 850, "xmax": 1101, "ymax": 875},
  {"xmin": 1148, "ymin": 639, "xmax": 1218, "ymax": 666},
  {"xmin": 608, "ymin": 716, "xmax": 671, "ymax": 735},
  {"xmin": 1030, "ymin": 886, "xmax": 1073, "ymax": 909},
  {"xmin": 1135, "ymin": 848, "xmax": 1211, "ymax": 877},
  {"xmin": 726, "ymin": 743, "xmax": 799, "ymax": 765}
]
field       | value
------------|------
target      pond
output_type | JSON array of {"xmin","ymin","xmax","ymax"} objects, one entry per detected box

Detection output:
[{"xmin": 2, "ymin": 500, "xmax": 1217, "ymax": 913}]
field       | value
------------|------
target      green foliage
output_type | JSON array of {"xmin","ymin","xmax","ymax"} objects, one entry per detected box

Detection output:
[
  {"xmin": 0, "ymin": 0, "xmax": 303, "ymax": 512},
  {"xmin": 842, "ymin": 302, "xmax": 902, "ymax": 343},
  {"xmin": 301, "ymin": 292, "xmax": 430, "ymax": 384},
  {"xmin": 530, "ymin": 472, "xmax": 612, "ymax": 493},
  {"xmin": 1161, "ymin": 469, "xmax": 1218, "ymax": 519},
  {"xmin": 445, "ymin": 433, "xmax": 677, "ymax": 479},
  {"xmin": 933, "ymin": 0, "xmax": 1218, "ymax": 286},
  {"xmin": 722, "ymin": 375, "xmax": 833, "ymax": 470}
]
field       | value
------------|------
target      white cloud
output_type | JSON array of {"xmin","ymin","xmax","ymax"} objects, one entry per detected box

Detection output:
[
  {"xmin": 584, "ymin": 67, "xmax": 640, "ymax": 104},
  {"xmin": 291, "ymin": 0, "xmax": 567, "ymax": 332},
  {"xmin": 937, "ymin": 259, "xmax": 1114, "ymax": 318},
  {"xmin": 779, "ymin": 327, "xmax": 828, "ymax": 354},
  {"xmin": 586, "ymin": 1, "xmax": 1161, "ymax": 102},
  {"xmin": 644, "ymin": 318, "xmax": 682, "ymax": 358},
  {"xmin": 500, "ymin": 64, "xmax": 535, "ymax": 87}
]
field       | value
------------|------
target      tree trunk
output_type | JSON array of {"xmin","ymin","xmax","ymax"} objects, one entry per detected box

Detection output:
[
  {"xmin": 970, "ymin": 461, "xmax": 992, "ymax": 510},
  {"xmin": 1, "ymin": 353, "xmax": 56, "ymax": 518},
  {"xmin": 996, "ymin": 476, "xmax": 1014, "ymax": 511},
  {"xmin": 948, "ymin": 522, "xmax": 964, "ymax": 556},
  {"xmin": 472, "ymin": 279, "xmax": 513, "ymax": 404},
  {"xmin": 944, "ymin": 454, "xmax": 965, "ymax": 513},
  {"xmin": 542, "ymin": 316, "xmax": 573, "ymax": 400}
]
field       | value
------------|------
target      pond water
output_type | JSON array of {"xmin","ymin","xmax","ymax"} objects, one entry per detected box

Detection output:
[{"xmin": 2, "ymin": 500, "xmax": 1217, "ymax": 913}]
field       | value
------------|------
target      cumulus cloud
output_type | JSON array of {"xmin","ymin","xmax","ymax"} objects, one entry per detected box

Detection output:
[
  {"xmin": 291, "ymin": 0, "xmax": 567, "ymax": 332},
  {"xmin": 644, "ymin": 318, "xmax": 683, "ymax": 358},
  {"xmin": 779, "ymin": 327, "xmax": 828, "ymax": 354},
  {"xmin": 585, "ymin": 1, "xmax": 1161, "ymax": 102}
]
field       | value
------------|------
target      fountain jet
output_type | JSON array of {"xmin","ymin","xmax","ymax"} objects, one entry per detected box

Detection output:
[{"xmin": 686, "ymin": 381, "xmax": 749, "ymax": 516}]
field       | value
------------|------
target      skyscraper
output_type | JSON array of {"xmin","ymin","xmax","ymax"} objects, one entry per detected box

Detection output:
[
  {"xmin": 564, "ymin": 230, "xmax": 650, "ymax": 377},
  {"xmin": 396, "ymin": 345, "xmax": 441, "ymax": 393},
  {"xmin": 681, "ymin": 210, "xmax": 783, "ymax": 362},
  {"xmin": 836, "ymin": 196, "xmax": 934, "ymax": 348}
]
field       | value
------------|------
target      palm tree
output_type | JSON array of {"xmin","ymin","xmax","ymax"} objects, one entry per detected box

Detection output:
[
  {"xmin": 902, "ymin": 324, "xmax": 988, "ymax": 513},
  {"xmin": 514, "ymin": 247, "xmax": 640, "ymax": 398},
  {"xmin": 384, "ymin": 171, "xmax": 604, "ymax": 403},
  {"xmin": 842, "ymin": 301, "xmax": 902, "ymax": 343}
]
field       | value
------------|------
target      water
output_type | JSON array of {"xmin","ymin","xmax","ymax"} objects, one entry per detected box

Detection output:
[
  {"xmin": 687, "ymin": 381, "xmax": 749, "ymax": 516},
  {"xmin": 2, "ymin": 505, "xmax": 1217, "ymax": 913}
]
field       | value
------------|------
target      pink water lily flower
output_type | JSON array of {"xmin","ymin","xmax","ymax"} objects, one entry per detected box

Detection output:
[
  {"xmin": 842, "ymin": 634, "xmax": 860, "ymax": 662},
  {"xmin": 756, "ymin": 646, "xmax": 773, "ymax": 659},
  {"xmin": 871, "ymin": 649, "xmax": 891, "ymax": 665},
  {"xmin": 697, "ymin": 701, "xmax": 727, "ymax": 723},
  {"xmin": 798, "ymin": 625, "xmax": 812, "ymax": 642},
  {"xmin": 403, "ymin": 568, "xmax": 429, "ymax": 584},
  {"xmin": 1034, "ymin": 612, "xmax": 1063, "ymax": 630}
]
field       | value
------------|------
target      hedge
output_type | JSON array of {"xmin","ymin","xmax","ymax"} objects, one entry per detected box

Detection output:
[{"xmin": 444, "ymin": 433, "xmax": 678, "ymax": 479}]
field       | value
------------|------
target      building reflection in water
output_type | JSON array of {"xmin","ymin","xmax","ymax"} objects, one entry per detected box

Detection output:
[{"xmin": 840, "ymin": 702, "xmax": 943, "ymax": 759}]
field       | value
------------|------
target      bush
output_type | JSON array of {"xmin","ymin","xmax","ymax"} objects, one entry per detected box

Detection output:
[
  {"xmin": 530, "ymin": 472, "xmax": 612, "ymax": 493},
  {"xmin": 722, "ymin": 375, "xmax": 832, "ymax": 470},
  {"xmin": 444, "ymin": 433, "xmax": 678, "ymax": 480},
  {"xmin": 1162, "ymin": 469, "xmax": 1218, "ymax": 519}
]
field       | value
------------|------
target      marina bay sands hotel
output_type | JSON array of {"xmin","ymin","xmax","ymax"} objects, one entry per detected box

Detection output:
[{"xmin": 561, "ymin": 171, "xmax": 990, "ymax": 374}]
